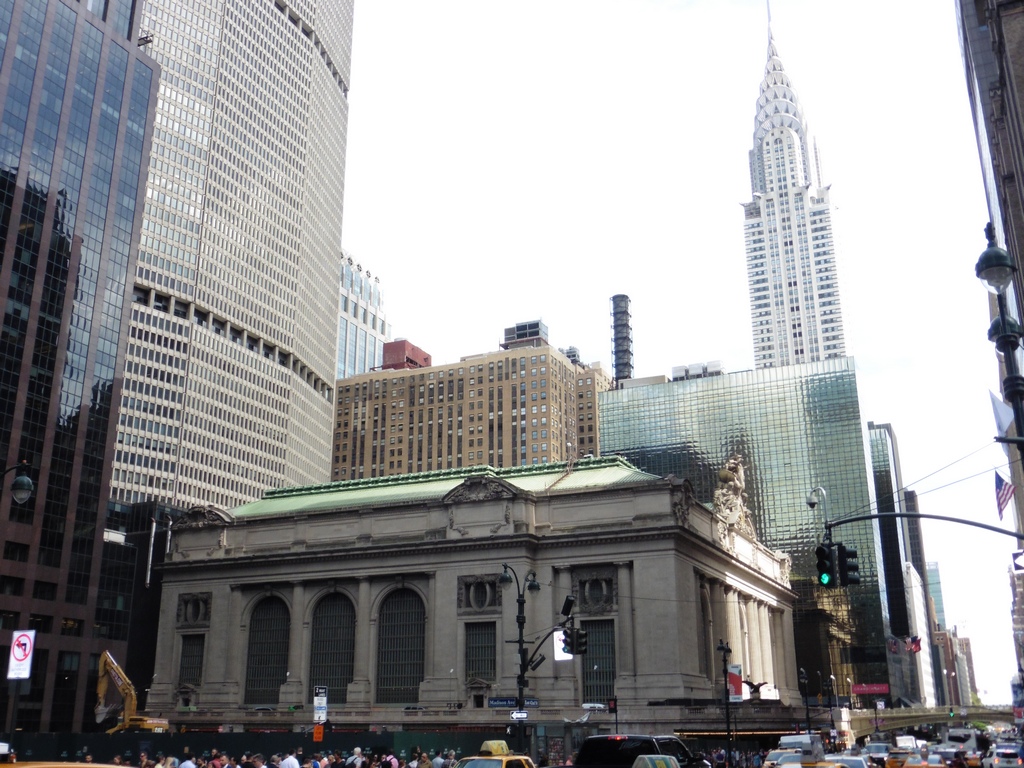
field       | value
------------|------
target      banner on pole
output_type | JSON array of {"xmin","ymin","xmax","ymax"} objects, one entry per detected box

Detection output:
[{"xmin": 728, "ymin": 663, "xmax": 743, "ymax": 702}]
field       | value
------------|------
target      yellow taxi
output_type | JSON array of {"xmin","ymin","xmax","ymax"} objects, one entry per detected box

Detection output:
[
  {"xmin": 886, "ymin": 751, "xmax": 916, "ymax": 768},
  {"xmin": 453, "ymin": 742, "xmax": 536, "ymax": 768},
  {"xmin": 903, "ymin": 757, "xmax": 948, "ymax": 768}
]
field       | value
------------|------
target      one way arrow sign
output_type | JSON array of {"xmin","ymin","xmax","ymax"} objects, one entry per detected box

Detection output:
[{"xmin": 1013, "ymin": 550, "xmax": 1024, "ymax": 571}]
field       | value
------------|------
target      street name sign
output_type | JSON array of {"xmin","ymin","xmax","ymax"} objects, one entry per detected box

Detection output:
[{"xmin": 489, "ymin": 697, "xmax": 539, "ymax": 708}]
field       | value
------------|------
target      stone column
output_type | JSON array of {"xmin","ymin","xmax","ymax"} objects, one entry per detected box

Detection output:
[
  {"xmin": 781, "ymin": 608, "xmax": 799, "ymax": 693},
  {"xmin": 425, "ymin": 572, "xmax": 436, "ymax": 675},
  {"xmin": 758, "ymin": 602, "xmax": 775, "ymax": 688},
  {"xmin": 226, "ymin": 585, "xmax": 243, "ymax": 704},
  {"xmin": 280, "ymin": 581, "xmax": 306, "ymax": 705},
  {"xmin": 700, "ymin": 581, "xmax": 714, "ymax": 680},
  {"xmin": 726, "ymin": 587, "xmax": 744, "ymax": 672},
  {"xmin": 348, "ymin": 577, "xmax": 373, "ymax": 704},
  {"xmin": 615, "ymin": 561, "xmax": 635, "ymax": 675},
  {"xmin": 771, "ymin": 608, "xmax": 790, "ymax": 692},
  {"xmin": 745, "ymin": 598, "xmax": 762, "ymax": 683}
]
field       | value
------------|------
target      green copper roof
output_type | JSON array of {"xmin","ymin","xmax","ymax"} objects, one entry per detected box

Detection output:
[{"xmin": 230, "ymin": 456, "xmax": 659, "ymax": 519}]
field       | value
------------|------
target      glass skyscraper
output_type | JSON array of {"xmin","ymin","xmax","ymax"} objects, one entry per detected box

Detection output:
[
  {"xmin": 336, "ymin": 250, "xmax": 389, "ymax": 380},
  {"xmin": 0, "ymin": 0, "xmax": 158, "ymax": 730},
  {"xmin": 600, "ymin": 357, "xmax": 889, "ymax": 691},
  {"xmin": 744, "ymin": 29, "xmax": 846, "ymax": 368},
  {"xmin": 869, "ymin": 422, "xmax": 937, "ymax": 705}
]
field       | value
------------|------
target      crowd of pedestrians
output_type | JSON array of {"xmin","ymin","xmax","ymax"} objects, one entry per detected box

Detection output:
[
  {"xmin": 84, "ymin": 745, "xmax": 463, "ymax": 768},
  {"xmin": 707, "ymin": 749, "xmax": 769, "ymax": 768}
]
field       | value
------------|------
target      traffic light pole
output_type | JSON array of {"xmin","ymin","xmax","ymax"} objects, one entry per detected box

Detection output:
[{"xmin": 826, "ymin": 512, "xmax": 1024, "ymax": 540}]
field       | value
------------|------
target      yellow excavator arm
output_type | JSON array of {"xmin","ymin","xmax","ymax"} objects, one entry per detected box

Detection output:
[{"xmin": 96, "ymin": 651, "xmax": 145, "ymax": 737}]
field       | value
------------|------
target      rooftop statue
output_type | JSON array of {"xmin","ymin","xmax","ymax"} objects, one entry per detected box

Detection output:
[{"xmin": 714, "ymin": 454, "xmax": 758, "ymax": 539}]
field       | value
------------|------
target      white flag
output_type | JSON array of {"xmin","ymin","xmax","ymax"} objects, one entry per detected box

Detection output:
[{"xmin": 992, "ymin": 391, "xmax": 1015, "ymax": 458}]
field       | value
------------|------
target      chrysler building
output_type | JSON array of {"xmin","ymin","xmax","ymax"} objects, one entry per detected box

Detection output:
[{"xmin": 743, "ymin": 29, "xmax": 845, "ymax": 368}]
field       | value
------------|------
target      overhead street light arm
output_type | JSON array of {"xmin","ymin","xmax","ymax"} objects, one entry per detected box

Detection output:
[{"xmin": 826, "ymin": 511, "xmax": 1024, "ymax": 540}]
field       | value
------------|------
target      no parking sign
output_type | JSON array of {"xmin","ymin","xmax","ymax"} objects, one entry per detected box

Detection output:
[{"xmin": 7, "ymin": 630, "xmax": 35, "ymax": 680}]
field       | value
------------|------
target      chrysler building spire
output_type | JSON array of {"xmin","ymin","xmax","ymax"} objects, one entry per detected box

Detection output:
[{"xmin": 743, "ymin": 26, "xmax": 845, "ymax": 368}]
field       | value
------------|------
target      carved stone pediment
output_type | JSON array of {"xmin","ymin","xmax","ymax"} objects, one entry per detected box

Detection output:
[
  {"xmin": 442, "ymin": 475, "xmax": 518, "ymax": 504},
  {"xmin": 174, "ymin": 504, "xmax": 231, "ymax": 530}
]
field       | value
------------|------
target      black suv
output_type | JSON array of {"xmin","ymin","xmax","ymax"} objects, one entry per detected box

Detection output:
[{"xmin": 573, "ymin": 735, "xmax": 711, "ymax": 768}]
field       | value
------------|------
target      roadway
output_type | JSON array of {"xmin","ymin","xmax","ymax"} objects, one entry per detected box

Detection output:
[{"xmin": 847, "ymin": 706, "xmax": 1015, "ymax": 739}]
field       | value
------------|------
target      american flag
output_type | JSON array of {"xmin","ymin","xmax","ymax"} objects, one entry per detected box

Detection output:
[{"xmin": 997, "ymin": 472, "xmax": 1016, "ymax": 520}]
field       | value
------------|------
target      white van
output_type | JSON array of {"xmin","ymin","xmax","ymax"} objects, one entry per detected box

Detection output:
[
  {"xmin": 778, "ymin": 735, "xmax": 824, "ymax": 763},
  {"xmin": 779, "ymin": 736, "xmax": 814, "ymax": 751}
]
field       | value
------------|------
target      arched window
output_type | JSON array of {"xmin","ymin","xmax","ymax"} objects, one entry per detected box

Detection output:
[
  {"xmin": 375, "ymin": 588, "xmax": 425, "ymax": 704},
  {"xmin": 309, "ymin": 593, "xmax": 356, "ymax": 703},
  {"xmin": 244, "ymin": 596, "xmax": 289, "ymax": 705}
]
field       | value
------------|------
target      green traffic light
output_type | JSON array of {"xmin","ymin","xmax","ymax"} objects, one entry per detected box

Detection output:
[{"xmin": 818, "ymin": 572, "xmax": 832, "ymax": 586}]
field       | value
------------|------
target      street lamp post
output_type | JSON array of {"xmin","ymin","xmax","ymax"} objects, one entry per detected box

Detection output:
[
  {"xmin": 717, "ymin": 640, "xmax": 732, "ymax": 768},
  {"xmin": 976, "ymin": 224, "xmax": 1024, "ymax": 452},
  {"xmin": 828, "ymin": 674, "xmax": 836, "ymax": 747},
  {"xmin": 499, "ymin": 563, "xmax": 540, "ymax": 754},
  {"xmin": 816, "ymin": 669, "xmax": 823, "ymax": 727},
  {"xmin": 1, "ymin": 461, "xmax": 32, "ymax": 742},
  {"xmin": 798, "ymin": 667, "xmax": 811, "ymax": 734}
]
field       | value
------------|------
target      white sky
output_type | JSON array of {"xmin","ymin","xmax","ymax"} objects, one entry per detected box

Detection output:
[{"xmin": 340, "ymin": 1, "xmax": 1016, "ymax": 705}]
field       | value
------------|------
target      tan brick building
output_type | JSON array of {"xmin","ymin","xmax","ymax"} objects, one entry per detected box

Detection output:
[{"xmin": 332, "ymin": 328, "xmax": 610, "ymax": 480}]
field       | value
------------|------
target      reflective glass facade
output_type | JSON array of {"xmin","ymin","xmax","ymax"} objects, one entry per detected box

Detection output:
[
  {"xmin": 869, "ymin": 423, "xmax": 908, "ymax": 638},
  {"xmin": 600, "ymin": 357, "xmax": 888, "ymax": 690},
  {"xmin": 336, "ymin": 251, "xmax": 388, "ymax": 380},
  {"xmin": 0, "ymin": 0, "xmax": 158, "ymax": 731}
]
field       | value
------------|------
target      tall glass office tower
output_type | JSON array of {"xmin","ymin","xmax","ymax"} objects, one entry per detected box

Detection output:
[
  {"xmin": 600, "ymin": 358, "xmax": 889, "ymax": 692},
  {"xmin": 336, "ymin": 250, "xmax": 389, "ymax": 380},
  {"xmin": 110, "ymin": 0, "xmax": 355, "ymax": 510},
  {"xmin": 869, "ymin": 422, "xmax": 936, "ymax": 705},
  {"xmin": 744, "ymin": 29, "xmax": 845, "ymax": 369},
  {"xmin": 0, "ymin": 0, "xmax": 158, "ymax": 731}
]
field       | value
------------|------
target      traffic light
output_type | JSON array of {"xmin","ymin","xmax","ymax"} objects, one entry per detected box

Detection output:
[
  {"xmin": 575, "ymin": 628, "xmax": 589, "ymax": 655},
  {"xmin": 837, "ymin": 543, "xmax": 860, "ymax": 586},
  {"xmin": 608, "ymin": 697, "xmax": 618, "ymax": 714},
  {"xmin": 561, "ymin": 629, "xmax": 575, "ymax": 655},
  {"xmin": 949, "ymin": 707, "xmax": 954, "ymax": 718},
  {"xmin": 815, "ymin": 542, "xmax": 835, "ymax": 587}
]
